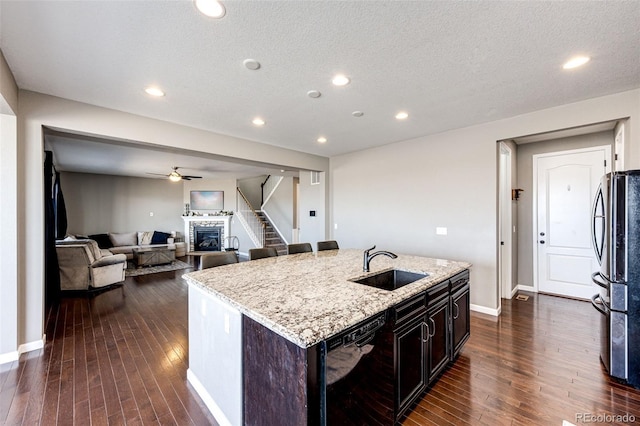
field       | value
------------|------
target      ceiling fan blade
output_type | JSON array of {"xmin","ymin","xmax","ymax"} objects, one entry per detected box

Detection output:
[
  {"xmin": 146, "ymin": 172, "xmax": 169, "ymax": 177},
  {"xmin": 182, "ymin": 175, "xmax": 202, "ymax": 179}
]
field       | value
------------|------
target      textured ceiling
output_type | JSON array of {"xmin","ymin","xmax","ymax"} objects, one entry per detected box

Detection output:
[{"xmin": 1, "ymin": 1, "xmax": 639, "ymax": 176}]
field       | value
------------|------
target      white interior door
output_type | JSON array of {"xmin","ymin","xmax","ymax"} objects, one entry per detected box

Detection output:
[{"xmin": 535, "ymin": 146, "xmax": 610, "ymax": 299}]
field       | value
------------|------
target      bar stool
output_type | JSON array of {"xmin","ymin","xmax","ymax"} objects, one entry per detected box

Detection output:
[
  {"xmin": 287, "ymin": 243, "xmax": 313, "ymax": 254},
  {"xmin": 317, "ymin": 240, "xmax": 339, "ymax": 251}
]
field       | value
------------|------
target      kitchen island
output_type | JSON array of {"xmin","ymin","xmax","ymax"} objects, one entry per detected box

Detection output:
[{"xmin": 183, "ymin": 249, "xmax": 471, "ymax": 425}]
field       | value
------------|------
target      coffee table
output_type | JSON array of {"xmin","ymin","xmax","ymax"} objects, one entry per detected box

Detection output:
[{"xmin": 132, "ymin": 246, "xmax": 176, "ymax": 267}]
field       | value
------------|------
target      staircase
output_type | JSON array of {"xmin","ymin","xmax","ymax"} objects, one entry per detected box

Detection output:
[{"xmin": 256, "ymin": 211, "xmax": 287, "ymax": 255}]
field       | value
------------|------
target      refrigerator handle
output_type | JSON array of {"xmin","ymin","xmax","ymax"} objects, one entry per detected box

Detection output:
[
  {"xmin": 590, "ymin": 294, "xmax": 608, "ymax": 316},
  {"xmin": 591, "ymin": 184, "xmax": 605, "ymax": 262},
  {"xmin": 591, "ymin": 271, "xmax": 609, "ymax": 289}
]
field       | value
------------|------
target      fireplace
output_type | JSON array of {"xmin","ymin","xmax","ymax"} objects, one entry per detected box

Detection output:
[{"xmin": 194, "ymin": 226, "xmax": 222, "ymax": 252}]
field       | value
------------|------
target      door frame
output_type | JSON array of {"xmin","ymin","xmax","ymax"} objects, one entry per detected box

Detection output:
[
  {"xmin": 531, "ymin": 145, "xmax": 611, "ymax": 293},
  {"xmin": 498, "ymin": 142, "xmax": 514, "ymax": 303}
]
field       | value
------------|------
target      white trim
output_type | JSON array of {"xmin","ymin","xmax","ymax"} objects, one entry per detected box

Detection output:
[
  {"xmin": 509, "ymin": 285, "xmax": 519, "ymax": 299},
  {"xmin": 517, "ymin": 284, "xmax": 536, "ymax": 293},
  {"xmin": 187, "ymin": 369, "xmax": 232, "ymax": 426},
  {"xmin": 261, "ymin": 210, "xmax": 289, "ymax": 245},
  {"xmin": 498, "ymin": 142, "xmax": 513, "ymax": 304},
  {"xmin": 470, "ymin": 304, "xmax": 500, "ymax": 316},
  {"xmin": 261, "ymin": 175, "xmax": 283, "ymax": 208},
  {"xmin": 0, "ymin": 351, "xmax": 19, "ymax": 365},
  {"xmin": 18, "ymin": 335, "xmax": 45, "ymax": 355}
]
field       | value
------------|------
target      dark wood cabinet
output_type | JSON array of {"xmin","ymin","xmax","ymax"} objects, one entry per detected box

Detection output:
[
  {"xmin": 450, "ymin": 270, "xmax": 470, "ymax": 360},
  {"xmin": 395, "ymin": 316, "xmax": 427, "ymax": 415},
  {"xmin": 390, "ymin": 269, "xmax": 470, "ymax": 423},
  {"xmin": 427, "ymin": 295, "xmax": 450, "ymax": 383}
]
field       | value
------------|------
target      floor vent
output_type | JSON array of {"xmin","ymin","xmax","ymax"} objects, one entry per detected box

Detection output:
[{"xmin": 516, "ymin": 294, "xmax": 530, "ymax": 301}]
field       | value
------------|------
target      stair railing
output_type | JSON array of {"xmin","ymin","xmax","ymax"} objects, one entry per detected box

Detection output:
[{"xmin": 236, "ymin": 188, "xmax": 266, "ymax": 247}]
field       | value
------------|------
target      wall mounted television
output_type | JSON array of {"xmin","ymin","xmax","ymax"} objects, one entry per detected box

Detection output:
[{"xmin": 190, "ymin": 190, "xmax": 224, "ymax": 211}]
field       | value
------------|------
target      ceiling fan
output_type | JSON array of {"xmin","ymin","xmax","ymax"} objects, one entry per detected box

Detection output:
[{"xmin": 147, "ymin": 166, "xmax": 202, "ymax": 182}]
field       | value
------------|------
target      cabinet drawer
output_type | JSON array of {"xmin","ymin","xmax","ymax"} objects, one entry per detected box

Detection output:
[
  {"xmin": 393, "ymin": 292, "xmax": 426, "ymax": 326},
  {"xmin": 450, "ymin": 270, "xmax": 469, "ymax": 293},
  {"xmin": 427, "ymin": 281, "xmax": 449, "ymax": 307}
]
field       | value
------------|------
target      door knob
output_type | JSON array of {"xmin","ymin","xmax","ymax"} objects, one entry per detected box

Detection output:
[
  {"xmin": 540, "ymin": 240, "xmax": 545, "ymax": 244},
  {"xmin": 540, "ymin": 232, "xmax": 545, "ymax": 236}
]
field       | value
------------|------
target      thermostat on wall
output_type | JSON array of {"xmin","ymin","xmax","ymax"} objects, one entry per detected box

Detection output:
[{"xmin": 309, "ymin": 210, "xmax": 316, "ymax": 217}]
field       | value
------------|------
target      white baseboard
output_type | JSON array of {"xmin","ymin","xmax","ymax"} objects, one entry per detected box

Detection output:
[
  {"xmin": 510, "ymin": 286, "xmax": 519, "ymax": 299},
  {"xmin": 18, "ymin": 335, "xmax": 45, "ymax": 355},
  {"xmin": 516, "ymin": 284, "xmax": 536, "ymax": 293},
  {"xmin": 0, "ymin": 350, "xmax": 19, "ymax": 365},
  {"xmin": 470, "ymin": 304, "xmax": 500, "ymax": 316},
  {"xmin": 187, "ymin": 369, "xmax": 232, "ymax": 426},
  {"xmin": 1, "ymin": 335, "xmax": 45, "ymax": 365}
]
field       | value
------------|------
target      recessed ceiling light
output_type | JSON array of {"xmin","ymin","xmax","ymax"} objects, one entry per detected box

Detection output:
[
  {"xmin": 332, "ymin": 74, "xmax": 350, "ymax": 86},
  {"xmin": 352, "ymin": 111, "xmax": 364, "ymax": 117},
  {"xmin": 144, "ymin": 87, "xmax": 165, "ymax": 97},
  {"xmin": 243, "ymin": 59, "xmax": 261, "ymax": 70},
  {"xmin": 395, "ymin": 111, "xmax": 409, "ymax": 120},
  {"xmin": 252, "ymin": 117, "xmax": 265, "ymax": 126},
  {"xmin": 563, "ymin": 56, "xmax": 590, "ymax": 69},
  {"xmin": 307, "ymin": 90, "xmax": 321, "ymax": 98},
  {"xmin": 195, "ymin": 0, "xmax": 226, "ymax": 18},
  {"xmin": 317, "ymin": 137, "xmax": 327, "ymax": 143}
]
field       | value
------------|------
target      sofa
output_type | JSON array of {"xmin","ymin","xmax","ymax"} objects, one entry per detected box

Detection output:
[
  {"xmin": 55, "ymin": 239, "xmax": 127, "ymax": 291},
  {"xmin": 85, "ymin": 231, "xmax": 186, "ymax": 260}
]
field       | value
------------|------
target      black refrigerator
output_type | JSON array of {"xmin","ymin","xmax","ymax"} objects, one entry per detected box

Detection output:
[{"xmin": 591, "ymin": 170, "xmax": 640, "ymax": 388}]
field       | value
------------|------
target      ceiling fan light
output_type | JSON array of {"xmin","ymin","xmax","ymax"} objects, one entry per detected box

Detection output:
[{"xmin": 169, "ymin": 171, "xmax": 182, "ymax": 182}]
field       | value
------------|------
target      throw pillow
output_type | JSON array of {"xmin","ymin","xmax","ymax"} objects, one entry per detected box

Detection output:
[
  {"xmin": 89, "ymin": 233, "xmax": 113, "ymax": 249},
  {"xmin": 137, "ymin": 231, "xmax": 154, "ymax": 245},
  {"xmin": 151, "ymin": 231, "xmax": 171, "ymax": 245},
  {"xmin": 109, "ymin": 232, "xmax": 137, "ymax": 247}
]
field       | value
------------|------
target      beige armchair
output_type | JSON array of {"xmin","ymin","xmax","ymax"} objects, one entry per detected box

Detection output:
[{"xmin": 56, "ymin": 239, "xmax": 127, "ymax": 290}]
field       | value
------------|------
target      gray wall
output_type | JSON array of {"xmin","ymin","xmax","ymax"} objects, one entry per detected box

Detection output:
[
  {"xmin": 515, "ymin": 131, "xmax": 614, "ymax": 287},
  {"xmin": 263, "ymin": 176, "xmax": 294, "ymax": 243},
  {"xmin": 183, "ymin": 177, "xmax": 237, "ymax": 214},
  {"xmin": 237, "ymin": 175, "xmax": 266, "ymax": 209},
  {"xmin": 299, "ymin": 171, "xmax": 326, "ymax": 248},
  {"xmin": 61, "ymin": 172, "xmax": 184, "ymax": 235},
  {"xmin": 330, "ymin": 90, "xmax": 640, "ymax": 313}
]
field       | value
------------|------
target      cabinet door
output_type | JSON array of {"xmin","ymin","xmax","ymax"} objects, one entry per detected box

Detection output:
[
  {"xmin": 451, "ymin": 284, "xmax": 470, "ymax": 359},
  {"xmin": 395, "ymin": 316, "xmax": 427, "ymax": 417},
  {"xmin": 427, "ymin": 297, "xmax": 450, "ymax": 384}
]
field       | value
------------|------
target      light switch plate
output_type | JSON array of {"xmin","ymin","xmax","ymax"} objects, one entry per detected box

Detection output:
[{"xmin": 436, "ymin": 227, "xmax": 447, "ymax": 235}]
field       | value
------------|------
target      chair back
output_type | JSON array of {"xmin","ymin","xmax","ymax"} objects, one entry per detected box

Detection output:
[
  {"xmin": 317, "ymin": 240, "xmax": 339, "ymax": 251},
  {"xmin": 249, "ymin": 247, "xmax": 278, "ymax": 260},
  {"xmin": 200, "ymin": 251, "xmax": 239, "ymax": 270},
  {"xmin": 287, "ymin": 243, "xmax": 313, "ymax": 254}
]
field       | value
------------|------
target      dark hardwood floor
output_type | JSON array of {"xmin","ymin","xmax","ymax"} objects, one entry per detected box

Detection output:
[{"xmin": 2, "ymin": 261, "xmax": 640, "ymax": 425}]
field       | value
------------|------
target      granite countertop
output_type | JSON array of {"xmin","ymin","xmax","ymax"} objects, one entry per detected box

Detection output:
[{"xmin": 183, "ymin": 249, "xmax": 471, "ymax": 348}]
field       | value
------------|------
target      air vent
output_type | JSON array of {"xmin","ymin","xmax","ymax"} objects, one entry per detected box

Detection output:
[{"xmin": 311, "ymin": 171, "xmax": 321, "ymax": 185}]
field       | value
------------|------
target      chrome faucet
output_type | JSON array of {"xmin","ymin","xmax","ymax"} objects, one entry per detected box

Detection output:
[{"xmin": 363, "ymin": 245, "xmax": 398, "ymax": 272}]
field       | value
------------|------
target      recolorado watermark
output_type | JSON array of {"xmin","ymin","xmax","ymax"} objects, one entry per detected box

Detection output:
[{"xmin": 575, "ymin": 412, "xmax": 636, "ymax": 423}]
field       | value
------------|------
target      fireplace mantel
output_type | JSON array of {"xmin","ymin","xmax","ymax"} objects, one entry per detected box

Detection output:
[{"xmin": 182, "ymin": 216, "xmax": 231, "ymax": 253}]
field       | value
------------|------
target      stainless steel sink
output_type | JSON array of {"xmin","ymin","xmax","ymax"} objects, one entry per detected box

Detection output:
[{"xmin": 350, "ymin": 269, "xmax": 428, "ymax": 291}]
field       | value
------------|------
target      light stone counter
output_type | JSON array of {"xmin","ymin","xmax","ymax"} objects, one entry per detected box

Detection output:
[{"xmin": 183, "ymin": 249, "xmax": 471, "ymax": 348}]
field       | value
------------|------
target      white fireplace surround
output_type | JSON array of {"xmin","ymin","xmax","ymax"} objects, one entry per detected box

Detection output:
[{"xmin": 182, "ymin": 216, "xmax": 231, "ymax": 253}]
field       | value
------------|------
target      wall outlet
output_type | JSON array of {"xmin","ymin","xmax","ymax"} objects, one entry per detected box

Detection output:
[
  {"xmin": 149, "ymin": 212, "xmax": 154, "ymax": 217},
  {"xmin": 436, "ymin": 227, "xmax": 447, "ymax": 235},
  {"xmin": 334, "ymin": 223, "xmax": 338, "ymax": 230}
]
